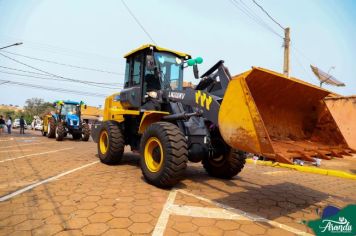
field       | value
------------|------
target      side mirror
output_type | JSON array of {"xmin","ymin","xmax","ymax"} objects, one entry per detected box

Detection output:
[
  {"xmin": 146, "ymin": 55, "xmax": 155, "ymax": 71},
  {"xmin": 193, "ymin": 65, "xmax": 199, "ymax": 79},
  {"xmin": 187, "ymin": 57, "xmax": 204, "ymax": 67}
]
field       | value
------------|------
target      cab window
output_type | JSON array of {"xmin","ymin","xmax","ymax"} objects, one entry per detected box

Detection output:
[
  {"xmin": 132, "ymin": 55, "xmax": 141, "ymax": 86},
  {"xmin": 124, "ymin": 61, "xmax": 130, "ymax": 88}
]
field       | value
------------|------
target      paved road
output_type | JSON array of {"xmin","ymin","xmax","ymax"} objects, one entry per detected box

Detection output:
[{"xmin": 0, "ymin": 130, "xmax": 355, "ymax": 235}]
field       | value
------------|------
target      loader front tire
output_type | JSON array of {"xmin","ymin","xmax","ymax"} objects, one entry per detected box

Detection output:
[
  {"xmin": 55, "ymin": 123, "xmax": 65, "ymax": 141},
  {"xmin": 98, "ymin": 121, "xmax": 124, "ymax": 164},
  {"xmin": 140, "ymin": 122, "xmax": 188, "ymax": 188},
  {"xmin": 202, "ymin": 150, "xmax": 246, "ymax": 179},
  {"xmin": 47, "ymin": 118, "xmax": 56, "ymax": 138}
]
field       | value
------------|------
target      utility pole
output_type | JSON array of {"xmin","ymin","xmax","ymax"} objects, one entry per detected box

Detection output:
[{"xmin": 283, "ymin": 27, "xmax": 290, "ymax": 77}]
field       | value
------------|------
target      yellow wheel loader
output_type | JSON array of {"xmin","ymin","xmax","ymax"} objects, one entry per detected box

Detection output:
[{"xmin": 91, "ymin": 44, "xmax": 352, "ymax": 188}]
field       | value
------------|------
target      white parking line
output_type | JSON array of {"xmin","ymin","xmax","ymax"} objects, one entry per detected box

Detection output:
[
  {"xmin": 152, "ymin": 190, "xmax": 177, "ymax": 236},
  {"xmin": 0, "ymin": 149, "xmax": 34, "ymax": 153},
  {"xmin": 169, "ymin": 204, "xmax": 251, "ymax": 220},
  {"xmin": 0, "ymin": 137, "xmax": 37, "ymax": 142},
  {"xmin": 0, "ymin": 141, "xmax": 54, "ymax": 149},
  {"xmin": 0, "ymin": 147, "xmax": 74, "ymax": 163},
  {"xmin": 0, "ymin": 161, "xmax": 99, "ymax": 201},
  {"xmin": 177, "ymin": 189, "xmax": 313, "ymax": 236},
  {"xmin": 152, "ymin": 189, "xmax": 313, "ymax": 236}
]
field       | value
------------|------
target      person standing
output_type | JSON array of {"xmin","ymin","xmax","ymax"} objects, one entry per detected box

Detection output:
[
  {"xmin": 20, "ymin": 116, "xmax": 25, "ymax": 134},
  {"xmin": 6, "ymin": 116, "xmax": 12, "ymax": 134},
  {"xmin": 0, "ymin": 115, "xmax": 5, "ymax": 135}
]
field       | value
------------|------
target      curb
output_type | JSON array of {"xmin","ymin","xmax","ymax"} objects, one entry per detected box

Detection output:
[{"xmin": 246, "ymin": 159, "xmax": 356, "ymax": 180}]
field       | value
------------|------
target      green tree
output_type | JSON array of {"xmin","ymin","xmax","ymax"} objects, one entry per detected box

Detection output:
[{"xmin": 23, "ymin": 98, "xmax": 54, "ymax": 119}]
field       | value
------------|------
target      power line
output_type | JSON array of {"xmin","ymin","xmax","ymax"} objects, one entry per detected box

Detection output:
[
  {"xmin": 229, "ymin": 0, "xmax": 283, "ymax": 38},
  {"xmin": 251, "ymin": 0, "xmax": 285, "ymax": 30},
  {"xmin": 237, "ymin": 0, "xmax": 283, "ymax": 37},
  {"xmin": 0, "ymin": 65, "xmax": 123, "ymax": 86},
  {"xmin": 2, "ymin": 50, "xmax": 124, "ymax": 75},
  {"xmin": 0, "ymin": 34, "xmax": 120, "ymax": 62},
  {"xmin": 0, "ymin": 53, "xmax": 123, "ymax": 88},
  {"xmin": 290, "ymin": 48, "xmax": 313, "ymax": 82},
  {"xmin": 121, "ymin": 0, "xmax": 157, "ymax": 44},
  {"xmin": 0, "ymin": 70, "xmax": 123, "ymax": 90},
  {"xmin": 0, "ymin": 79, "xmax": 108, "ymax": 97}
]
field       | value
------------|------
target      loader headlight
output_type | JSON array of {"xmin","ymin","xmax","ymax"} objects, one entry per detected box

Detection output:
[{"xmin": 147, "ymin": 91, "xmax": 158, "ymax": 99}]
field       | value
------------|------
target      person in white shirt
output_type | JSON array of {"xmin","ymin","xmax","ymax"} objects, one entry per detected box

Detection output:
[{"xmin": 6, "ymin": 117, "xmax": 12, "ymax": 134}]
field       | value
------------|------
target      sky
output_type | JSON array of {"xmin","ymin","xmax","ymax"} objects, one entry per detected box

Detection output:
[{"xmin": 0, "ymin": 0, "xmax": 355, "ymax": 107}]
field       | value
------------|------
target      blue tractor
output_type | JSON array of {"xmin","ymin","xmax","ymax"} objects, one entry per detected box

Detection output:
[{"xmin": 44, "ymin": 100, "xmax": 90, "ymax": 141}]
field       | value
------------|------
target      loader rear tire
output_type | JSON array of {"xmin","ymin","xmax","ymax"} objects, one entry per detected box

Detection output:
[
  {"xmin": 47, "ymin": 118, "xmax": 56, "ymax": 138},
  {"xmin": 55, "ymin": 123, "xmax": 65, "ymax": 141},
  {"xmin": 98, "ymin": 121, "xmax": 124, "ymax": 164},
  {"xmin": 140, "ymin": 122, "xmax": 188, "ymax": 188},
  {"xmin": 202, "ymin": 150, "xmax": 246, "ymax": 179},
  {"xmin": 82, "ymin": 123, "xmax": 90, "ymax": 141}
]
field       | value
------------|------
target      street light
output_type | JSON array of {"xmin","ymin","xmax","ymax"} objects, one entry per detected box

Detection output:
[{"xmin": 0, "ymin": 42, "xmax": 23, "ymax": 50}]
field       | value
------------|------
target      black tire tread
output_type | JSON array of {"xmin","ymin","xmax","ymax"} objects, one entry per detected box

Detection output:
[
  {"xmin": 140, "ymin": 122, "xmax": 188, "ymax": 188},
  {"xmin": 56, "ymin": 123, "xmax": 65, "ymax": 141},
  {"xmin": 47, "ymin": 118, "xmax": 56, "ymax": 138},
  {"xmin": 98, "ymin": 121, "xmax": 125, "ymax": 164},
  {"xmin": 202, "ymin": 150, "xmax": 246, "ymax": 179},
  {"xmin": 81, "ymin": 123, "xmax": 90, "ymax": 141}
]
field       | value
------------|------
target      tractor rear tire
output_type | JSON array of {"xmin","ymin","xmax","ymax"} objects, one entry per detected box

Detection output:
[
  {"xmin": 47, "ymin": 118, "xmax": 56, "ymax": 138},
  {"xmin": 140, "ymin": 122, "xmax": 188, "ymax": 188},
  {"xmin": 98, "ymin": 121, "xmax": 124, "ymax": 164},
  {"xmin": 55, "ymin": 123, "xmax": 65, "ymax": 141},
  {"xmin": 202, "ymin": 150, "xmax": 246, "ymax": 179},
  {"xmin": 82, "ymin": 123, "xmax": 90, "ymax": 141}
]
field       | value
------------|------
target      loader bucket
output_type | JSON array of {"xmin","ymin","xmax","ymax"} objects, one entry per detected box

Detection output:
[
  {"xmin": 325, "ymin": 96, "xmax": 356, "ymax": 150},
  {"xmin": 219, "ymin": 67, "xmax": 351, "ymax": 164}
]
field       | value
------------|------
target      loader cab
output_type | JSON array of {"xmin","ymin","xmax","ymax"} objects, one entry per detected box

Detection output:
[{"xmin": 120, "ymin": 44, "xmax": 191, "ymax": 109}]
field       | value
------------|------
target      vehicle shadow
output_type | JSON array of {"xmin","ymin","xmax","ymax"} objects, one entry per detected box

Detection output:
[
  {"xmin": 94, "ymin": 152, "xmax": 141, "ymax": 167},
  {"xmin": 176, "ymin": 166, "xmax": 334, "ymax": 221},
  {"xmin": 94, "ymin": 152, "xmax": 340, "ymax": 221}
]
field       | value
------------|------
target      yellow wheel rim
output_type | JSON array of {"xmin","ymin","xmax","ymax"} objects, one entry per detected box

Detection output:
[
  {"xmin": 144, "ymin": 137, "xmax": 164, "ymax": 173},
  {"xmin": 99, "ymin": 131, "xmax": 109, "ymax": 154}
]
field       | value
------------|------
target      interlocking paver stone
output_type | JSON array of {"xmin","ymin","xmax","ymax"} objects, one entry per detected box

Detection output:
[
  {"xmin": 128, "ymin": 222, "xmax": 154, "ymax": 234},
  {"xmin": 81, "ymin": 223, "xmax": 109, "ymax": 235},
  {"xmin": 107, "ymin": 218, "xmax": 132, "ymax": 228},
  {"xmin": 1, "ymin": 132, "xmax": 355, "ymax": 236},
  {"xmin": 65, "ymin": 217, "xmax": 89, "ymax": 229},
  {"xmin": 88, "ymin": 213, "xmax": 113, "ymax": 223}
]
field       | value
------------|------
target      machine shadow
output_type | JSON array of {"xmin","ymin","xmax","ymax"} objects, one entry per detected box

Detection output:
[
  {"xmin": 177, "ymin": 165, "xmax": 330, "ymax": 220},
  {"xmin": 118, "ymin": 152, "xmax": 141, "ymax": 166},
  {"xmin": 94, "ymin": 152, "xmax": 140, "ymax": 167}
]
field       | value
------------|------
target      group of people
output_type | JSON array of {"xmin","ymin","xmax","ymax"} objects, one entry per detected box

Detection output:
[{"xmin": 0, "ymin": 115, "xmax": 26, "ymax": 135}]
